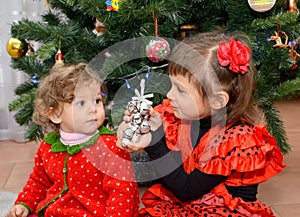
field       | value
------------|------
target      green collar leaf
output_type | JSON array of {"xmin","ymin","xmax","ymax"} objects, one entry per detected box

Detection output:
[{"xmin": 44, "ymin": 126, "xmax": 114, "ymax": 155}]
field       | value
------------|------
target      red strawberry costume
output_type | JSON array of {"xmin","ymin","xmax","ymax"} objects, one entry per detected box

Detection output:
[{"xmin": 15, "ymin": 126, "xmax": 139, "ymax": 217}]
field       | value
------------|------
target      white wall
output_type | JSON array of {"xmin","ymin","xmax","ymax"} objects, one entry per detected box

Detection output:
[{"xmin": 0, "ymin": 0, "xmax": 46, "ymax": 141}]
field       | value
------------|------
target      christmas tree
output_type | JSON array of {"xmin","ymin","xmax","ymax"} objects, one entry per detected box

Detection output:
[{"xmin": 7, "ymin": 0, "xmax": 300, "ymax": 154}]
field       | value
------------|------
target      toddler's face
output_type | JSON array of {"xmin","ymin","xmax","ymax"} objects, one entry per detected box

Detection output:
[
  {"xmin": 59, "ymin": 82, "xmax": 105, "ymax": 135},
  {"xmin": 167, "ymin": 74, "xmax": 211, "ymax": 120}
]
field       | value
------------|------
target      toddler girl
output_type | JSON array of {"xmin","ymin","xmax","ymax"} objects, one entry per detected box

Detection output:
[{"xmin": 6, "ymin": 63, "xmax": 139, "ymax": 217}]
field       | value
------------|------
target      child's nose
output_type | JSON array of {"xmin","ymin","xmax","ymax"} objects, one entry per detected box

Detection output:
[
  {"xmin": 166, "ymin": 88, "xmax": 174, "ymax": 100},
  {"xmin": 88, "ymin": 104, "xmax": 97, "ymax": 113}
]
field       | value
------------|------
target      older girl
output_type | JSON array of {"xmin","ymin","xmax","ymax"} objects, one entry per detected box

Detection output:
[{"xmin": 118, "ymin": 31, "xmax": 285, "ymax": 216}]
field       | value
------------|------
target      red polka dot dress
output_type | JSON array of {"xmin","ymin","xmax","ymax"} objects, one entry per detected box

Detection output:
[
  {"xmin": 139, "ymin": 99, "xmax": 285, "ymax": 217},
  {"xmin": 14, "ymin": 127, "xmax": 140, "ymax": 217}
]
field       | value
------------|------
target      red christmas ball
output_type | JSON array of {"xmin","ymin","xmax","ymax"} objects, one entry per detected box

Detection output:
[
  {"xmin": 55, "ymin": 49, "xmax": 64, "ymax": 65},
  {"xmin": 146, "ymin": 37, "xmax": 170, "ymax": 62}
]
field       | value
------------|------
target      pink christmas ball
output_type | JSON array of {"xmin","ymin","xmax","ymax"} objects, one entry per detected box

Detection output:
[{"xmin": 146, "ymin": 37, "xmax": 170, "ymax": 62}]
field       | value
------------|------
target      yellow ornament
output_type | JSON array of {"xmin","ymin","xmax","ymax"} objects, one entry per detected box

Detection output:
[
  {"xmin": 112, "ymin": 0, "xmax": 120, "ymax": 11},
  {"xmin": 106, "ymin": 0, "xmax": 121, "ymax": 11},
  {"xmin": 6, "ymin": 38, "xmax": 28, "ymax": 59}
]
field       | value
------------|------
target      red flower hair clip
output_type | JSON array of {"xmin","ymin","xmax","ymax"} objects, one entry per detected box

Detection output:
[{"xmin": 217, "ymin": 37, "xmax": 251, "ymax": 74}]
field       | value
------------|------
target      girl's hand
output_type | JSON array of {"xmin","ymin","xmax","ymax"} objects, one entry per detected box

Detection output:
[
  {"xmin": 123, "ymin": 108, "xmax": 162, "ymax": 131},
  {"xmin": 6, "ymin": 204, "xmax": 29, "ymax": 217},
  {"xmin": 148, "ymin": 108, "xmax": 162, "ymax": 131},
  {"xmin": 116, "ymin": 106, "xmax": 162, "ymax": 152},
  {"xmin": 116, "ymin": 121, "xmax": 152, "ymax": 152}
]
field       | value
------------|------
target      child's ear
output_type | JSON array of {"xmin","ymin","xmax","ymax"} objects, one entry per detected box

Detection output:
[
  {"xmin": 210, "ymin": 91, "xmax": 229, "ymax": 110},
  {"xmin": 47, "ymin": 107, "xmax": 62, "ymax": 124}
]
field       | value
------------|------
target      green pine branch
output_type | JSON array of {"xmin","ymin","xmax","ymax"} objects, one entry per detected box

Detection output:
[
  {"xmin": 272, "ymin": 77, "xmax": 300, "ymax": 101},
  {"xmin": 261, "ymin": 104, "xmax": 291, "ymax": 154},
  {"xmin": 11, "ymin": 19, "xmax": 70, "ymax": 43},
  {"xmin": 10, "ymin": 56, "xmax": 49, "ymax": 78},
  {"xmin": 14, "ymin": 102, "xmax": 35, "ymax": 126},
  {"xmin": 8, "ymin": 88, "xmax": 36, "ymax": 113},
  {"xmin": 25, "ymin": 122, "xmax": 44, "ymax": 142},
  {"xmin": 252, "ymin": 11, "xmax": 299, "ymax": 31},
  {"xmin": 14, "ymin": 81, "xmax": 36, "ymax": 96}
]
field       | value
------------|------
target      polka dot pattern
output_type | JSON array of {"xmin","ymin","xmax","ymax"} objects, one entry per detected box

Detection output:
[
  {"xmin": 188, "ymin": 124, "xmax": 285, "ymax": 186},
  {"xmin": 14, "ymin": 135, "xmax": 140, "ymax": 217},
  {"xmin": 139, "ymin": 122, "xmax": 284, "ymax": 217},
  {"xmin": 142, "ymin": 100, "xmax": 284, "ymax": 217},
  {"xmin": 140, "ymin": 186, "xmax": 275, "ymax": 216}
]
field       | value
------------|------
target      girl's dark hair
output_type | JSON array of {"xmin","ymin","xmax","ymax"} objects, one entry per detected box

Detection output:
[{"xmin": 168, "ymin": 31, "xmax": 264, "ymax": 125}]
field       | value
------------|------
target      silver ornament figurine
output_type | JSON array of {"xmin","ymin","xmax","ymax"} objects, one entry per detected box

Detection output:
[{"xmin": 122, "ymin": 79, "xmax": 153, "ymax": 147}]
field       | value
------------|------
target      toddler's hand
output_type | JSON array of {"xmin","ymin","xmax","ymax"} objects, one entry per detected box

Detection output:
[{"xmin": 6, "ymin": 204, "xmax": 29, "ymax": 217}]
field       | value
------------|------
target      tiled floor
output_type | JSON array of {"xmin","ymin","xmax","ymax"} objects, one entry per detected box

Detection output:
[{"xmin": 0, "ymin": 98, "xmax": 299, "ymax": 216}]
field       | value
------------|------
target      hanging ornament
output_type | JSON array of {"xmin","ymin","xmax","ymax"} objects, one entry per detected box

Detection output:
[
  {"xmin": 268, "ymin": 30, "xmax": 300, "ymax": 70},
  {"xmin": 25, "ymin": 43, "xmax": 34, "ymax": 56},
  {"xmin": 268, "ymin": 30, "xmax": 289, "ymax": 48},
  {"xmin": 179, "ymin": 24, "xmax": 197, "ymax": 40},
  {"xmin": 106, "ymin": 0, "xmax": 121, "ymax": 11},
  {"xmin": 6, "ymin": 38, "xmax": 28, "ymax": 59},
  {"xmin": 55, "ymin": 37, "xmax": 64, "ymax": 65},
  {"xmin": 145, "ymin": 11, "xmax": 170, "ymax": 62},
  {"xmin": 289, "ymin": 0, "xmax": 298, "ymax": 12},
  {"xmin": 248, "ymin": 0, "xmax": 276, "ymax": 12},
  {"xmin": 93, "ymin": 18, "xmax": 106, "ymax": 36},
  {"xmin": 288, "ymin": 40, "xmax": 299, "ymax": 70},
  {"xmin": 55, "ymin": 49, "xmax": 64, "ymax": 65},
  {"xmin": 146, "ymin": 38, "xmax": 170, "ymax": 62}
]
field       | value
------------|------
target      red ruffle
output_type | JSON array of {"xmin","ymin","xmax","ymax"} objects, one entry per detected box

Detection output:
[
  {"xmin": 197, "ymin": 124, "xmax": 285, "ymax": 185},
  {"xmin": 154, "ymin": 99, "xmax": 195, "ymax": 173},
  {"xmin": 140, "ymin": 183, "xmax": 276, "ymax": 216},
  {"xmin": 154, "ymin": 99, "xmax": 181, "ymax": 152},
  {"xmin": 154, "ymin": 99, "xmax": 285, "ymax": 185},
  {"xmin": 210, "ymin": 183, "xmax": 276, "ymax": 216}
]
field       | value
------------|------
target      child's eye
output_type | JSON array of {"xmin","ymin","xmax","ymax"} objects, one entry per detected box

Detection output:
[
  {"xmin": 76, "ymin": 101, "xmax": 85, "ymax": 106},
  {"xmin": 177, "ymin": 86, "xmax": 185, "ymax": 93},
  {"xmin": 94, "ymin": 98, "xmax": 102, "ymax": 104}
]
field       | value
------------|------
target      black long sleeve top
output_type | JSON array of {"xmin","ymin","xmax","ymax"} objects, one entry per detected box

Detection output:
[{"xmin": 144, "ymin": 118, "xmax": 258, "ymax": 202}]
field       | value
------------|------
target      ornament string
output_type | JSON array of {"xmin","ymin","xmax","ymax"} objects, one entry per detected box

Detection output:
[
  {"xmin": 57, "ymin": 35, "xmax": 62, "ymax": 51},
  {"xmin": 152, "ymin": 11, "xmax": 158, "ymax": 38}
]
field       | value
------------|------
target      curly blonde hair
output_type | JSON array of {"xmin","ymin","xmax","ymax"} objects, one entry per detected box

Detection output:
[{"xmin": 32, "ymin": 63, "xmax": 107, "ymax": 133}]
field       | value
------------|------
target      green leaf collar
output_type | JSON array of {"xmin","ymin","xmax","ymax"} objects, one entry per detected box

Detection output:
[{"xmin": 44, "ymin": 126, "xmax": 114, "ymax": 155}]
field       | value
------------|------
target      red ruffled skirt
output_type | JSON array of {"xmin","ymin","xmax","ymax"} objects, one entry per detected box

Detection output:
[{"xmin": 139, "ymin": 183, "xmax": 275, "ymax": 217}]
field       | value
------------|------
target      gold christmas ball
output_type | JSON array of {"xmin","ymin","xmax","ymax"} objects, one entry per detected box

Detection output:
[{"xmin": 6, "ymin": 38, "xmax": 28, "ymax": 58}]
